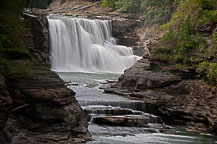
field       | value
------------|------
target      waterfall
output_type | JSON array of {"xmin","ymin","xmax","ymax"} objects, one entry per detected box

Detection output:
[{"xmin": 48, "ymin": 15, "xmax": 140, "ymax": 73}]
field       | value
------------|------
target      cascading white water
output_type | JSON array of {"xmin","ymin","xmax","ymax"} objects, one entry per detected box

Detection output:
[{"xmin": 48, "ymin": 15, "xmax": 140, "ymax": 73}]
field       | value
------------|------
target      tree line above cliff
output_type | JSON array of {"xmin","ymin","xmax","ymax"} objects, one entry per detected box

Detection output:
[
  {"xmin": 102, "ymin": 0, "xmax": 217, "ymax": 84},
  {"xmin": 102, "ymin": 0, "xmax": 180, "ymax": 25},
  {"xmin": 152, "ymin": 0, "xmax": 217, "ymax": 84}
]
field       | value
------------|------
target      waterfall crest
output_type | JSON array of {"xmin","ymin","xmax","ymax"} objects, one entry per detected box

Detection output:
[{"xmin": 48, "ymin": 15, "xmax": 140, "ymax": 73}]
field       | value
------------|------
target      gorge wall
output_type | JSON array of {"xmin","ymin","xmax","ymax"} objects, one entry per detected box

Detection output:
[
  {"xmin": 104, "ymin": 0, "xmax": 217, "ymax": 135},
  {"xmin": 0, "ymin": 10, "xmax": 90, "ymax": 144},
  {"xmin": 25, "ymin": 0, "xmax": 217, "ymax": 135},
  {"xmin": 1, "ymin": 1, "xmax": 216, "ymax": 144}
]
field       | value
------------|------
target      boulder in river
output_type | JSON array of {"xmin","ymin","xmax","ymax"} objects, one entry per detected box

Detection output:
[{"xmin": 93, "ymin": 115, "xmax": 150, "ymax": 127}]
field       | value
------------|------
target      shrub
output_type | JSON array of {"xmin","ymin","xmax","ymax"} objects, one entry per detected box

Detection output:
[
  {"xmin": 197, "ymin": 62, "xmax": 217, "ymax": 84},
  {"xmin": 160, "ymin": 21, "xmax": 199, "ymax": 63},
  {"xmin": 200, "ymin": 10, "xmax": 217, "ymax": 25},
  {"xmin": 0, "ymin": 0, "xmax": 32, "ymax": 79},
  {"xmin": 116, "ymin": 0, "xmax": 141, "ymax": 13},
  {"xmin": 101, "ymin": 0, "xmax": 116, "ymax": 9},
  {"xmin": 102, "ymin": 0, "xmax": 180, "ymax": 25}
]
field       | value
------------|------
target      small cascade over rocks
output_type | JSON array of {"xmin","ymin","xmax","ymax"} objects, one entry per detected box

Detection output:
[
  {"xmin": 82, "ymin": 105, "xmax": 163, "ymax": 124},
  {"xmin": 79, "ymin": 100, "xmax": 146, "ymax": 112},
  {"xmin": 48, "ymin": 15, "xmax": 140, "ymax": 73}
]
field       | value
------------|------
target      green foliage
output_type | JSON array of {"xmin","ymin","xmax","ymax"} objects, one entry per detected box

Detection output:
[
  {"xmin": 0, "ymin": 0, "xmax": 28, "ymax": 56},
  {"xmin": 101, "ymin": 0, "xmax": 116, "ymax": 9},
  {"xmin": 163, "ymin": 0, "xmax": 217, "ymax": 29},
  {"xmin": 116, "ymin": 0, "xmax": 141, "ymax": 13},
  {"xmin": 102, "ymin": 0, "xmax": 216, "ymax": 26},
  {"xmin": 101, "ymin": 0, "xmax": 180, "ymax": 25},
  {"xmin": 197, "ymin": 62, "xmax": 217, "ymax": 84},
  {"xmin": 198, "ymin": 0, "xmax": 217, "ymax": 26},
  {"xmin": 27, "ymin": 0, "xmax": 51, "ymax": 9},
  {"xmin": 140, "ymin": 0, "xmax": 180, "ymax": 25},
  {"xmin": 213, "ymin": 32, "xmax": 217, "ymax": 41},
  {"xmin": 159, "ymin": 21, "xmax": 174, "ymax": 30},
  {"xmin": 0, "ymin": 58, "xmax": 33, "ymax": 80},
  {"xmin": 200, "ymin": 10, "xmax": 217, "ymax": 25},
  {"xmin": 197, "ymin": 0, "xmax": 215, "ymax": 10},
  {"xmin": 159, "ymin": 21, "xmax": 200, "ymax": 64},
  {"xmin": 0, "ymin": 0, "xmax": 32, "ymax": 79},
  {"xmin": 152, "ymin": 0, "xmax": 217, "ymax": 84}
]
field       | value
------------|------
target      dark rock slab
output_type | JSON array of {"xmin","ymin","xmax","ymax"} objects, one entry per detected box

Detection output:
[
  {"xmin": 83, "ymin": 105, "xmax": 134, "ymax": 116},
  {"xmin": 111, "ymin": 59, "xmax": 181, "ymax": 91},
  {"xmin": 0, "ymin": 74, "xmax": 12, "ymax": 143},
  {"xmin": 0, "ymin": 74, "xmax": 12, "ymax": 107},
  {"xmin": 0, "ymin": 10, "xmax": 91, "ymax": 143},
  {"xmin": 1, "ymin": 67, "xmax": 90, "ymax": 144},
  {"xmin": 93, "ymin": 115, "xmax": 150, "ymax": 127},
  {"xmin": 23, "ymin": 12, "xmax": 49, "ymax": 66}
]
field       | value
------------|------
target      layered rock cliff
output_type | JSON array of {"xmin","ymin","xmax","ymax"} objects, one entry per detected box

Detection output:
[
  {"xmin": 105, "ymin": 58, "xmax": 217, "ymax": 134},
  {"xmin": 31, "ymin": 0, "xmax": 217, "ymax": 135},
  {"xmin": 104, "ymin": 0, "xmax": 217, "ymax": 135},
  {"xmin": 0, "ymin": 10, "xmax": 90, "ymax": 144}
]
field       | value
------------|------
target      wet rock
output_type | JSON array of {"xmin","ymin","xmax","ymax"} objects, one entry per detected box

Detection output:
[
  {"xmin": 105, "ymin": 57, "xmax": 217, "ymax": 134},
  {"xmin": 23, "ymin": 11, "xmax": 49, "ymax": 66},
  {"xmin": 0, "ymin": 75, "xmax": 12, "ymax": 107},
  {"xmin": 132, "ymin": 46, "xmax": 145, "ymax": 57},
  {"xmin": 1, "ymin": 67, "xmax": 90, "ymax": 144},
  {"xmin": 0, "ymin": 10, "xmax": 91, "ymax": 143},
  {"xmin": 80, "ymin": 100, "xmax": 147, "ymax": 113},
  {"xmin": 83, "ymin": 106, "xmax": 136, "ymax": 122},
  {"xmin": 0, "ymin": 74, "xmax": 12, "ymax": 143},
  {"xmin": 112, "ymin": 18, "xmax": 139, "ymax": 34},
  {"xmin": 147, "ymin": 123, "xmax": 175, "ymax": 134},
  {"xmin": 113, "ymin": 59, "xmax": 181, "ymax": 91},
  {"xmin": 213, "ymin": 122, "xmax": 217, "ymax": 135},
  {"xmin": 83, "ymin": 105, "xmax": 134, "ymax": 116},
  {"xmin": 112, "ymin": 18, "xmax": 142, "ymax": 47},
  {"xmin": 93, "ymin": 115, "xmax": 150, "ymax": 127}
]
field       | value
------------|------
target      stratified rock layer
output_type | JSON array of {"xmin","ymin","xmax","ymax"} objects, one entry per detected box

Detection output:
[
  {"xmin": 93, "ymin": 115, "xmax": 150, "ymax": 127},
  {"xmin": 105, "ymin": 58, "xmax": 217, "ymax": 134},
  {"xmin": 116, "ymin": 59, "xmax": 181, "ymax": 91},
  {"xmin": 0, "ymin": 11, "xmax": 90, "ymax": 144},
  {"xmin": 1, "ymin": 67, "xmax": 90, "ymax": 144}
]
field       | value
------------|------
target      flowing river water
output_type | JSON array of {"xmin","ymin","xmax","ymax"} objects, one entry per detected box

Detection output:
[
  {"xmin": 58, "ymin": 72, "xmax": 217, "ymax": 144},
  {"xmin": 48, "ymin": 15, "xmax": 217, "ymax": 143}
]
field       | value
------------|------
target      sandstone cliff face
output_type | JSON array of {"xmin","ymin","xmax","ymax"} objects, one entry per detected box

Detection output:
[{"xmin": 0, "ymin": 12, "xmax": 90, "ymax": 144}]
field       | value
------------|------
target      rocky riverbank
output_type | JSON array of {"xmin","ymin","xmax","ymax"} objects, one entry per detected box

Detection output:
[
  {"xmin": 105, "ymin": 55, "xmax": 217, "ymax": 135},
  {"xmin": 0, "ymin": 10, "xmax": 90, "ymax": 144},
  {"xmin": 0, "ymin": 68, "xmax": 90, "ymax": 143},
  {"xmin": 26, "ymin": 0, "xmax": 217, "ymax": 137}
]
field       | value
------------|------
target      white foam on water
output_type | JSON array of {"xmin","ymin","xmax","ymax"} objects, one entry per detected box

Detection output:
[{"xmin": 48, "ymin": 15, "xmax": 140, "ymax": 73}]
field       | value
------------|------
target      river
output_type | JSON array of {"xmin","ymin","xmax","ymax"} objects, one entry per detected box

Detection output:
[
  {"xmin": 58, "ymin": 72, "xmax": 217, "ymax": 144},
  {"xmin": 48, "ymin": 14, "xmax": 217, "ymax": 144}
]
